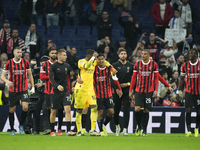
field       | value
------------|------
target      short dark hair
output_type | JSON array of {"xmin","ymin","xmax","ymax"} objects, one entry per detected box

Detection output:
[
  {"xmin": 159, "ymin": 70, "xmax": 167, "ymax": 77},
  {"xmin": 118, "ymin": 48, "xmax": 127, "ymax": 54},
  {"xmin": 86, "ymin": 49, "xmax": 95, "ymax": 56},
  {"xmin": 190, "ymin": 48, "xmax": 198, "ymax": 55},
  {"xmin": 176, "ymin": 53, "xmax": 184, "ymax": 59},
  {"xmin": 173, "ymin": 70, "xmax": 178, "ymax": 74},
  {"xmin": 174, "ymin": 9, "xmax": 180, "ymax": 12},
  {"xmin": 97, "ymin": 53, "xmax": 105, "ymax": 58},
  {"xmin": 11, "ymin": 29, "xmax": 18, "ymax": 34},
  {"xmin": 30, "ymin": 58, "xmax": 37, "ymax": 62},
  {"xmin": 49, "ymin": 48, "xmax": 57, "ymax": 53},
  {"xmin": 13, "ymin": 47, "xmax": 21, "ymax": 51},
  {"xmin": 159, "ymin": 55, "xmax": 167, "ymax": 60},
  {"xmin": 102, "ymin": 10, "xmax": 108, "ymax": 14},
  {"xmin": 142, "ymin": 49, "xmax": 150, "ymax": 54}
]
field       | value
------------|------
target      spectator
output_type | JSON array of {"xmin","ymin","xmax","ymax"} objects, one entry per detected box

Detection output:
[
  {"xmin": 24, "ymin": 24, "xmax": 43, "ymax": 59},
  {"xmin": 172, "ymin": 70, "xmax": 179, "ymax": 86},
  {"xmin": 46, "ymin": 0, "xmax": 62, "ymax": 28},
  {"xmin": 197, "ymin": 41, "xmax": 200, "ymax": 60},
  {"xmin": 0, "ymin": 60, "xmax": 8, "ymax": 105},
  {"xmin": 23, "ymin": 52, "xmax": 31, "ymax": 62},
  {"xmin": 18, "ymin": 0, "xmax": 32, "ymax": 25},
  {"xmin": 132, "ymin": 40, "xmax": 145, "ymax": 60},
  {"xmin": 168, "ymin": 9, "xmax": 185, "ymax": 29},
  {"xmin": 62, "ymin": 0, "xmax": 83, "ymax": 30},
  {"xmin": 43, "ymin": 39, "xmax": 56, "ymax": 56},
  {"xmin": 143, "ymin": 32, "xmax": 161, "ymax": 62},
  {"xmin": 96, "ymin": 10, "xmax": 113, "ymax": 46},
  {"xmin": 111, "ymin": 0, "xmax": 128, "ymax": 13},
  {"xmin": 177, "ymin": 33, "xmax": 195, "ymax": 58},
  {"xmin": 67, "ymin": 47, "xmax": 79, "ymax": 71},
  {"xmin": 172, "ymin": 53, "xmax": 185, "ymax": 75},
  {"xmin": 176, "ymin": 0, "xmax": 198, "ymax": 34},
  {"xmin": 151, "ymin": 0, "xmax": 173, "ymax": 37},
  {"xmin": 118, "ymin": 12, "xmax": 142, "ymax": 50},
  {"xmin": 102, "ymin": 46, "xmax": 112, "ymax": 63},
  {"xmin": 0, "ymin": 53, "xmax": 8, "ymax": 62},
  {"xmin": 0, "ymin": 0, "xmax": 3, "ymax": 25},
  {"xmin": 158, "ymin": 54, "xmax": 173, "ymax": 80},
  {"xmin": 128, "ymin": 55, "xmax": 137, "ymax": 65},
  {"xmin": 97, "ymin": 36, "xmax": 115, "ymax": 54},
  {"xmin": 116, "ymin": 37, "xmax": 132, "ymax": 56},
  {"xmin": 4, "ymin": 29, "xmax": 25, "ymax": 59},
  {"xmin": 0, "ymin": 20, "xmax": 11, "ymax": 52},
  {"xmin": 30, "ymin": 0, "xmax": 46, "ymax": 25}
]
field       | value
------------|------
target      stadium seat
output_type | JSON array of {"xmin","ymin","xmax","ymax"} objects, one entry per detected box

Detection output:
[
  {"xmin": 47, "ymin": 26, "xmax": 61, "ymax": 34},
  {"xmin": 18, "ymin": 25, "xmax": 29, "ymax": 32},
  {"xmin": 54, "ymin": 41, "xmax": 67, "ymax": 48},
  {"xmin": 62, "ymin": 25, "xmax": 76, "ymax": 34},
  {"xmin": 43, "ymin": 34, "xmax": 58, "ymax": 43},
  {"xmin": 36, "ymin": 25, "xmax": 45, "ymax": 34},
  {"xmin": 73, "ymin": 34, "xmax": 89, "ymax": 42},
  {"xmin": 58, "ymin": 34, "xmax": 73, "ymax": 42},
  {"xmin": 77, "ymin": 26, "xmax": 91, "ymax": 34}
]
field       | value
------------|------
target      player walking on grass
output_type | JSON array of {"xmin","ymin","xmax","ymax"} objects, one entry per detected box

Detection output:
[
  {"xmin": 40, "ymin": 49, "xmax": 64, "ymax": 135},
  {"xmin": 129, "ymin": 49, "xmax": 159, "ymax": 136},
  {"xmin": 49, "ymin": 48, "xmax": 75, "ymax": 136},
  {"xmin": 94, "ymin": 54, "xmax": 123, "ymax": 136},
  {"xmin": 74, "ymin": 50, "xmax": 116, "ymax": 136},
  {"xmin": 1, "ymin": 47, "xmax": 35, "ymax": 135},
  {"xmin": 176, "ymin": 49, "xmax": 200, "ymax": 137}
]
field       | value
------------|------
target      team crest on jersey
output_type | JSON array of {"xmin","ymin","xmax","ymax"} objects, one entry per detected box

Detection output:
[
  {"xmin": 22, "ymin": 64, "xmax": 24, "ymax": 67},
  {"xmin": 65, "ymin": 68, "xmax": 68, "ymax": 74},
  {"xmin": 80, "ymin": 60, "xmax": 84, "ymax": 64},
  {"xmin": 149, "ymin": 66, "xmax": 151, "ymax": 70},
  {"xmin": 127, "ymin": 67, "xmax": 130, "ymax": 73}
]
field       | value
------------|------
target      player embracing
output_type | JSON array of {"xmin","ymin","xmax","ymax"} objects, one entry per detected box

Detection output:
[
  {"xmin": 49, "ymin": 48, "xmax": 75, "ymax": 136},
  {"xmin": 176, "ymin": 49, "xmax": 200, "ymax": 137},
  {"xmin": 94, "ymin": 54, "xmax": 123, "ymax": 136},
  {"xmin": 129, "ymin": 49, "xmax": 159, "ymax": 136}
]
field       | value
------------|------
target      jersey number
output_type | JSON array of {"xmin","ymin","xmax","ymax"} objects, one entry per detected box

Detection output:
[
  {"xmin": 146, "ymin": 98, "xmax": 151, "ymax": 104},
  {"xmin": 66, "ymin": 96, "xmax": 71, "ymax": 102}
]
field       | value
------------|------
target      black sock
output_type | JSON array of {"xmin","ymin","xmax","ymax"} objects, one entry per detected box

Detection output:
[
  {"xmin": 82, "ymin": 114, "xmax": 87, "ymax": 129},
  {"xmin": 141, "ymin": 113, "xmax": 149, "ymax": 133},
  {"xmin": 196, "ymin": 114, "xmax": 200, "ymax": 129},
  {"xmin": 20, "ymin": 111, "xmax": 27, "ymax": 126},
  {"xmin": 66, "ymin": 122, "xmax": 71, "ymax": 132},
  {"xmin": 104, "ymin": 115, "xmax": 112, "ymax": 126},
  {"xmin": 97, "ymin": 119, "xmax": 103, "ymax": 132},
  {"xmin": 135, "ymin": 111, "xmax": 142, "ymax": 129},
  {"xmin": 9, "ymin": 113, "xmax": 14, "ymax": 130},
  {"xmin": 140, "ymin": 110, "xmax": 144, "ymax": 119},
  {"xmin": 186, "ymin": 112, "xmax": 191, "ymax": 132},
  {"xmin": 58, "ymin": 108, "xmax": 63, "ymax": 130},
  {"xmin": 50, "ymin": 123, "xmax": 55, "ymax": 132}
]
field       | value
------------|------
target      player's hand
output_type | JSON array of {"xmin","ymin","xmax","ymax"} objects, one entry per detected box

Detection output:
[
  {"xmin": 117, "ymin": 90, "xmax": 123, "ymax": 98},
  {"xmin": 152, "ymin": 91, "xmax": 157, "ymax": 98},
  {"xmin": 110, "ymin": 66, "xmax": 117, "ymax": 76},
  {"xmin": 168, "ymin": 87, "xmax": 174, "ymax": 93},
  {"xmin": 7, "ymin": 81, "xmax": 14, "ymax": 87},
  {"xmin": 129, "ymin": 91, "xmax": 133, "ymax": 99},
  {"xmin": 30, "ymin": 87, "xmax": 35, "ymax": 95},
  {"xmin": 35, "ymin": 83, "xmax": 42, "ymax": 88},
  {"xmin": 77, "ymin": 78, "xmax": 83, "ymax": 84},
  {"xmin": 176, "ymin": 94, "xmax": 179, "ymax": 100},
  {"xmin": 93, "ymin": 52, "xmax": 98, "ymax": 58},
  {"xmin": 57, "ymin": 85, "xmax": 64, "ymax": 91}
]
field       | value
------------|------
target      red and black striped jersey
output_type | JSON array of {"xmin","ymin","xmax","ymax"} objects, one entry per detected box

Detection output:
[
  {"xmin": 146, "ymin": 41, "xmax": 160, "ymax": 62},
  {"xmin": 94, "ymin": 66, "xmax": 112, "ymax": 99},
  {"xmin": 181, "ymin": 60, "xmax": 200, "ymax": 95},
  {"xmin": 134, "ymin": 60, "xmax": 158, "ymax": 93},
  {"xmin": 40, "ymin": 60, "xmax": 55, "ymax": 94},
  {"xmin": 3, "ymin": 58, "xmax": 30, "ymax": 93}
]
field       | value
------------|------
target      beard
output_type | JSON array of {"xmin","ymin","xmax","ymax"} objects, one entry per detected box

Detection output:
[{"xmin": 50, "ymin": 56, "xmax": 56, "ymax": 61}]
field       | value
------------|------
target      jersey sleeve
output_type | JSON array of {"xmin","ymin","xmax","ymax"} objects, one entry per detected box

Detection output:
[
  {"xmin": 181, "ymin": 62, "xmax": 186, "ymax": 76},
  {"xmin": 3, "ymin": 61, "xmax": 10, "ymax": 72},
  {"xmin": 133, "ymin": 62, "xmax": 138, "ymax": 72},
  {"xmin": 154, "ymin": 62, "xmax": 158, "ymax": 73},
  {"xmin": 40, "ymin": 62, "xmax": 49, "ymax": 80},
  {"xmin": 78, "ymin": 59, "xmax": 87, "ymax": 69},
  {"xmin": 49, "ymin": 64, "xmax": 59, "ymax": 88},
  {"xmin": 26, "ymin": 60, "xmax": 31, "ymax": 70}
]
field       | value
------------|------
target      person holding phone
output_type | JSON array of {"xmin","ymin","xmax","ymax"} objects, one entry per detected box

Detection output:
[{"xmin": 118, "ymin": 12, "xmax": 142, "ymax": 50}]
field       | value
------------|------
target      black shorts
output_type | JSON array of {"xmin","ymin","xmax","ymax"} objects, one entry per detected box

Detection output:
[
  {"xmin": 97, "ymin": 97, "xmax": 114, "ymax": 110},
  {"xmin": 185, "ymin": 92, "xmax": 200, "ymax": 109},
  {"xmin": 45, "ymin": 94, "xmax": 51, "ymax": 107},
  {"xmin": 50, "ymin": 93, "xmax": 71, "ymax": 109},
  {"xmin": 9, "ymin": 91, "xmax": 29, "ymax": 107},
  {"xmin": 135, "ymin": 92, "xmax": 153, "ymax": 109}
]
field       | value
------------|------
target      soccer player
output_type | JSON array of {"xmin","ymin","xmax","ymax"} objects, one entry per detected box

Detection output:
[
  {"xmin": 49, "ymin": 48, "xmax": 75, "ymax": 136},
  {"xmin": 129, "ymin": 49, "xmax": 159, "ymax": 136},
  {"xmin": 74, "ymin": 49, "xmax": 116, "ymax": 136},
  {"xmin": 112, "ymin": 49, "xmax": 134, "ymax": 136},
  {"xmin": 176, "ymin": 49, "xmax": 200, "ymax": 137},
  {"xmin": 1, "ymin": 47, "xmax": 35, "ymax": 135},
  {"xmin": 40, "ymin": 49, "xmax": 64, "ymax": 135},
  {"xmin": 94, "ymin": 54, "xmax": 123, "ymax": 136}
]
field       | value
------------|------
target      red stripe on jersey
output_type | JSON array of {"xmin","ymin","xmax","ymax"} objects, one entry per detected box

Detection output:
[{"xmin": 103, "ymin": 68, "xmax": 107, "ymax": 98}]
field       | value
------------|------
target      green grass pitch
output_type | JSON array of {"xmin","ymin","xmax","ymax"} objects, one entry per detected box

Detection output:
[{"xmin": 0, "ymin": 132, "xmax": 199, "ymax": 150}]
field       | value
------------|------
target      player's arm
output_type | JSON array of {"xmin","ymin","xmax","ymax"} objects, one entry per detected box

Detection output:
[
  {"xmin": 158, "ymin": 74, "xmax": 173, "ymax": 93},
  {"xmin": 129, "ymin": 71, "xmax": 138, "ymax": 99},
  {"xmin": 40, "ymin": 63, "xmax": 49, "ymax": 80},
  {"xmin": 94, "ymin": 60, "xmax": 117, "ymax": 75},
  {"xmin": 111, "ymin": 73, "xmax": 123, "ymax": 98},
  {"xmin": 176, "ymin": 63, "xmax": 186, "ymax": 99},
  {"xmin": 153, "ymin": 72, "xmax": 159, "ymax": 97},
  {"xmin": 80, "ymin": 56, "xmax": 96, "ymax": 69},
  {"xmin": 27, "ymin": 69, "xmax": 35, "ymax": 94},
  {"xmin": 1, "ymin": 71, "xmax": 13, "ymax": 87}
]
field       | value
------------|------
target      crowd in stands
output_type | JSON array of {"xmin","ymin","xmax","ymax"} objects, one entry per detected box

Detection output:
[{"xmin": 0, "ymin": 0, "xmax": 200, "ymax": 107}]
